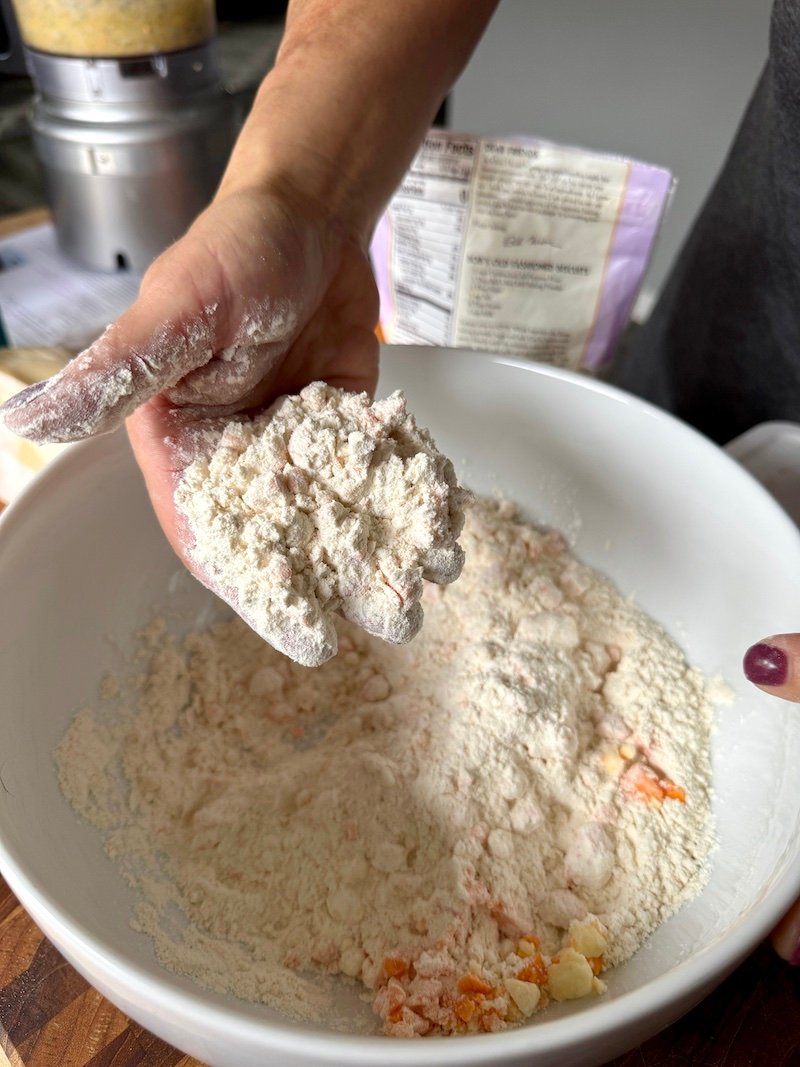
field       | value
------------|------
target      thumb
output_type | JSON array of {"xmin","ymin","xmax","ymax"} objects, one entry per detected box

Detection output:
[
  {"xmin": 0, "ymin": 293, "xmax": 219, "ymax": 445},
  {"xmin": 743, "ymin": 634, "xmax": 800, "ymax": 701},
  {"xmin": 772, "ymin": 897, "xmax": 800, "ymax": 963}
]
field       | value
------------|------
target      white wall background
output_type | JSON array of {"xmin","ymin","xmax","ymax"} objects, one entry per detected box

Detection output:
[{"xmin": 451, "ymin": 0, "xmax": 772, "ymax": 313}]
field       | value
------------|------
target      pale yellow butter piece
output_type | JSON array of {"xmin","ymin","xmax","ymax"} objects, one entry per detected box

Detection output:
[
  {"xmin": 505, "ymin": 977, "xmax": 541, "ymax": 1017},
  {"xmin": 568, "ymin": 918, "xmax": 608, "ymax": 958},
  {"xmin": 547, "ymin": 947, "xmax": 595, "ymax": 1001}
]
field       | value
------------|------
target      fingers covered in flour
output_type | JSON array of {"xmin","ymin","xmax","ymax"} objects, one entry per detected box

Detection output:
[
  {"xmin": 130, "ymin": 398, "xmax": 341, "ymax": 667},
  {"xmin": 0, "ymin": 261, "xmax": 298, "ymax": 444},
  {"xmin": 224, "ymin": 584, "xmax": 340, "ymax": 668},
  {"xmin": 0, "ymin": 306, "xmax": 220, "ymax": 444},
  {"xmin": 126, "ymin": 399, "xmax": 229, "ymax": 572},
  {"xmin": 166, "ymin": 383, "xmax": 468, "ymax": 667},
  {"xmin": 164, "ymin": 298, "xmax": 298, "ymax": 407},
  {"xmin": 338, "ymin": 562, "xmax": 425, "ymax": 645}
]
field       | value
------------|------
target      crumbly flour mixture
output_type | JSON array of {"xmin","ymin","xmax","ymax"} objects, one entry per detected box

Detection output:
[
  {"xmin": 57, "ymin": 497, "xmax": 718, "ymax": 1038},
  {"xmin": 174, "ymin": 383, "xmax": 467, "ymax": 667}
]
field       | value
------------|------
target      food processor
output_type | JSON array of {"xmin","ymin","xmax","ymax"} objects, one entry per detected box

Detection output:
[{"xmin": 9, "ymin": 1, "xmax": 235, "ymax": 271}]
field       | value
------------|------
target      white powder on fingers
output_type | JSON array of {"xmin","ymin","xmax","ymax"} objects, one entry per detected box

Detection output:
[
  {"xmin": 174, "ymin": 383, "xmax": 468, "ymax": 666},
  {"xmin": 2, "ymin": 296, "xmax": 300, "ymax": 444},
  {"xmin": 164, "ymin": 297, "xmax": 299, "ymax": 407},
  {"xmin": 2, "ymin": 316, "xmax": 217, "ymax": 443},
  {"xmin": 57, "ymin": 497, "xmax": 719, "ymax": 1037}
]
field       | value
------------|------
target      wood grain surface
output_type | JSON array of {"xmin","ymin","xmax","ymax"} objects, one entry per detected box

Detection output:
[
  {"xmin": 0, "ymin": 868, "xmax": 799, "ymax": 1067},
  {"xmin": 0, "ymin": 877, "xmax": 204, "ymax": 1067},
  {"xmin": 0, "ymin": 208, "xmax": 48, "ymax": 239}
]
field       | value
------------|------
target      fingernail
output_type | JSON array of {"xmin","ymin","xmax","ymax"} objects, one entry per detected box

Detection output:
[
  {"xmin": 743, "ymin": 642, "xmax": 788, "ymax": 686},
  {"xmin": 791, "ymin": 941, "xmax": 800, "ymax": 966},
  {"xmin": 0, "ymin": 378, "xmax": 49, "ymax": 417}
]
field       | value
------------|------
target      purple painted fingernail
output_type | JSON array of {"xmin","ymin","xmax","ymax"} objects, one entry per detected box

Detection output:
[
  {"xmin": 743, "ymin": 642, "xmax": 788, "ymax": 686},
  {"xmin": 790, "ymin": 941, "xmax": 800, "ymax": 966}
]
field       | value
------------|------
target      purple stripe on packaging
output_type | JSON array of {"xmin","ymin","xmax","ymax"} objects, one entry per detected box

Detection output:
[
  {"xmin": 582, "ymin": 162, "xmax": 674, "ymax": 369},
  {"xmin": 371, "ymin": 213, "xmax": 393, "ymax": 337}
]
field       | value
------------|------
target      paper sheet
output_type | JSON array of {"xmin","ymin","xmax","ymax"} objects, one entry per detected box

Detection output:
[{"xmin": 0, "ymin": 223, "xmax": 141, "ymax": 349}]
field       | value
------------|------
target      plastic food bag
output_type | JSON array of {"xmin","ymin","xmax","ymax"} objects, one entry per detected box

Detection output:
[{"xmin": 371, "ymin": 130, "xmax": 673, "ymax": 371}]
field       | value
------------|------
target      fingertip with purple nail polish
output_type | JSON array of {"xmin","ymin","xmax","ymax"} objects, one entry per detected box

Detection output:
[{"xmin": 743, "ymin": 641, "xmax": 788, "ymax": 687}]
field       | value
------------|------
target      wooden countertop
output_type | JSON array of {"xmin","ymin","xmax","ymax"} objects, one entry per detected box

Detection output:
[
  {"xmin": 0, "ymin": 207, "xmax": 48, "ymax": 238},
  {"xmin": 1, "ymin": 206, "xmax": 798, "ymax": 1066}
]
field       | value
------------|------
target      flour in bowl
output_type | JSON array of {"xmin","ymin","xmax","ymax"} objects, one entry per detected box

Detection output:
[
  {"xmin": 57, "ymin": 497, "xmax": 720, "ymax": 1037},
  {"xmin": 174, "ymin": 383, "xmax": 467, "ymax": 667}
]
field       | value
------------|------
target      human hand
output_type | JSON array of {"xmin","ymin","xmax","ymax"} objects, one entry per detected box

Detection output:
[
  {"xmin": 0, "ymin": 0, "xmax": 498, "ymax": 630},
  {"xmin": 743, "ymin": 635, "xmax": 800, "ymax": 961},
  {"xmin": 0, "ymin": 183, "xmax": 380, "ymax": 577}
]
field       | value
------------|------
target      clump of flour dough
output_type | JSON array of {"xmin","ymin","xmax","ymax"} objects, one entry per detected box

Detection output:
[
  {"xmin": 174, "ymin": 383, "xmax": 467, "ymax": 667},
  {"xmin": 57, "ymin": 498, "xmax": 720, "ymax": 1037}
]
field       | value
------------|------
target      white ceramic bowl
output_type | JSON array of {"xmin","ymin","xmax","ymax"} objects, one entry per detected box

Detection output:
[{"xmin": 2, "ymin": 346, "xmax": 800, "ymax": 1067}]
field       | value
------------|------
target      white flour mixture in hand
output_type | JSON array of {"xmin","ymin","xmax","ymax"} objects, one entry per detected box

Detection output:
[
  {"xmin": 58, "ymin": 498, "xmax": 721, "ymax": 1038},
  {"xmin": 174, "ymin": 383, "xmax": 467, "ymax": 666}
]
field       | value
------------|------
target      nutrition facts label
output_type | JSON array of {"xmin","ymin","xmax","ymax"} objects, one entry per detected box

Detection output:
[{"xmin": 385, "ymin": 135, "xmax": 476, "ymax": 346}]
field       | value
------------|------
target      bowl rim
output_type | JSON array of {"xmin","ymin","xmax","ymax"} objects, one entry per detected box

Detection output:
[{"xmin": 2, "ymin": 347, "xmax": 800, "ymax": 1062}]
